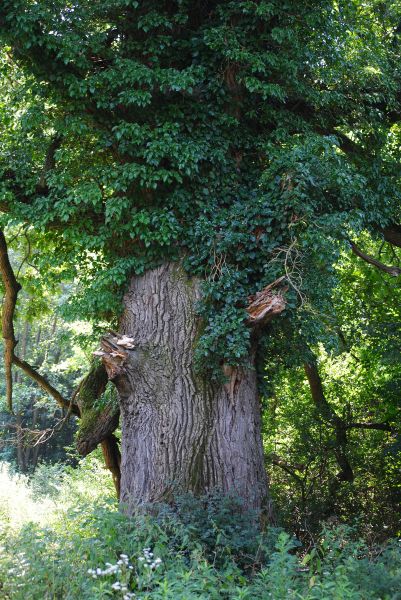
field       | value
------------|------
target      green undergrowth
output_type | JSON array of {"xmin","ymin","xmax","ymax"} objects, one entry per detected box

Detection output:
[{"xmin": 0, "ymin": 460, "xmax": 400, "ymax": 599}]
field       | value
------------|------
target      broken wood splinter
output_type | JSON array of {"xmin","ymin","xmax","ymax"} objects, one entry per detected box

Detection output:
[{"xmin": 246, "ymin": 276, "xmax": 288, "ymax": 326}]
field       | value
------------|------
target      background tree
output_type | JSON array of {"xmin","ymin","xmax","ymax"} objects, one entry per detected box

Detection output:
[
  {"xmin": 0, "ymin": 230, "xmax": 88, "ymax": 472},
  {"xmin": 265, "ymin": 237, "xmax": 401, "ymax": 539}
]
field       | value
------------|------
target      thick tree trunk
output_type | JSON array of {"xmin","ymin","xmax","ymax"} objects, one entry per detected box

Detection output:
[{"xmin": 106, "ymin": 264, "xmax": 270, "ymax": 516}]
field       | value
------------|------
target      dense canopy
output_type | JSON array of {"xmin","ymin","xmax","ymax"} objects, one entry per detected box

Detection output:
[{"xmin": 1, "ymin": 1, "xmax": 401, "ymax": 374}]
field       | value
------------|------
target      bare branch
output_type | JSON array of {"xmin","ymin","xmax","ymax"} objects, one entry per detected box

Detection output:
[
  {"xmin": 268, "ymin": 238, "xmax": 306, "ymax": 305},
  {"xmin": 13, "ymin": 355, "xmax": 79, "ymax": 416},
  {"xmin": 346, "ymin": 422, "xmax": 394, "ymax": 432},
  {"xmin": 350, "ymin": 240, "xmax": 401, "ymax": 277}
]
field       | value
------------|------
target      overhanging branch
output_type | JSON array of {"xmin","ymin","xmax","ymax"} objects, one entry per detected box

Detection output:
[{"xmin": 350, "ymin": 240, "xmax": 401, "ymax": 277}]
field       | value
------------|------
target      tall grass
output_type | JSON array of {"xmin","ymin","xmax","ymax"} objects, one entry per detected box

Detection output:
[{"xmin": 0, "ymin": 463, "xmax": 53, "ymax": 529}]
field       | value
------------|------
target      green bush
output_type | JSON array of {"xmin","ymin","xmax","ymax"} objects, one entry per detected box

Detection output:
[{"xmin": 0, "ymin": 460, "xmax": 400, "ymax": 599}]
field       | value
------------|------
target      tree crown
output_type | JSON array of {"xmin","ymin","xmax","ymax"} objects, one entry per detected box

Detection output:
[{"xmin": 1, "ymin": 1, "xmax": 401, "ymax": 372}]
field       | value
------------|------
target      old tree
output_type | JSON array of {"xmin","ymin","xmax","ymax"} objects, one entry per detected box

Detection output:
[{"xmin": 1, "ymin": 1, "xmax": 401, "ymax": 516}]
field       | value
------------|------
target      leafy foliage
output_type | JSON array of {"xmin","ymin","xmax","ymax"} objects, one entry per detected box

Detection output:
[
  {"xmin": 1, "ymin": 6, "xmax": 401, "ymax": 595},
  {"xmin": 1, "ymin": 460, "xmax": 401, "ymax": 599},
  {"xmin": 1, "ymin": 2, "xmax": 401, "ymax": 371},
  {"xmin": 0, "ymin": 230, "xmax": 91, "ymax": 470},
  {"xmin": 264, "ymin": 237, "xmax": 401, "ymax": 538}
]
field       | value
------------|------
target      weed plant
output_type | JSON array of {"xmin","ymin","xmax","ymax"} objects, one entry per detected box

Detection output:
[{"xmin": 0, "ymin": 460, "xmax": 400, "ymax": 599}]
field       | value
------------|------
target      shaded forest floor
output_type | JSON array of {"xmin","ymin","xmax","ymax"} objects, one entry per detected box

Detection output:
[{"xmin": 0, "ymin": 459, "xmax": 400, "ymax": 599}]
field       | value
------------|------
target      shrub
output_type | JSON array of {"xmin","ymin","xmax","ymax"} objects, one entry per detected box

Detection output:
[{"xmin": 0, "ymin": 460, "xmax": 400, "ymax": 599}]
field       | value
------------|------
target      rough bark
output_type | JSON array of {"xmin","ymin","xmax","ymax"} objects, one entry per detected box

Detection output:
[{"xmin": 101, "ymin": 263, "xmax": 270, "ymax": 516}]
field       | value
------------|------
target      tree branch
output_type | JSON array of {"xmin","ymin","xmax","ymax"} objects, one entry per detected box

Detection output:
[
  {"xmin": 346, "ymin": 422, "xmax": 394, "ymax": 432},
  {"xmin": 0, "ymin": 228, "xmax": 78, "ymax": 413},
  {"xmin": 304, "ymin": 360, "xmax": 354, "ymax": 483},
  {"xmin": 101, "ymin": 433, "xmax": 121, "ymax": 499},
  {"xmin": 383, "ymin": 224, "xmax": 401, "ymax": 249},
  {"xmin": 349, "ymin": 240, "xmax": 401, "ymax": 277},
  {"xmin": 13, "ymin": 355, "xmax": 79, "ymax": 416},
  {"xmin": 269, "ymin": 452, "xmax": 305, "ymax": 486},
  {"xmin": 37, "ymin": 135, "xmax": 62, "ymax": 192},
  {"xmin": 75, "ymin": 362, "xmax": 118, "ymax": 455},
  {"xmin": 0, "ymin": 229, "xmax": 21, "ymax": 410},
  {"xmin": 0, "ymin": 230, "xmax": 122, "ymax": 491}
]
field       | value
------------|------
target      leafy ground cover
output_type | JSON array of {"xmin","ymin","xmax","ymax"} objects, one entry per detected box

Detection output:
[{"xmin": 0, "ymin": 459, "xmax": 400, "ymax": 600}]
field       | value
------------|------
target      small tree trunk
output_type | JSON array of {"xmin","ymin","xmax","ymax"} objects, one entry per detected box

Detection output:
[{"xmin": 110, "ymin": 264, "xmax": 270, "ymax": 516}]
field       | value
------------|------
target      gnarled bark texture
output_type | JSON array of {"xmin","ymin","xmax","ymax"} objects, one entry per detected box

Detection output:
[{"xmin": 104, "ymin": 263, "xmax": 270, "ymax": 516}]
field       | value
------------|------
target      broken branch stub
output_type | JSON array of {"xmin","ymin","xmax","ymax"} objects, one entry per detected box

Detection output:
[
  {"xmin": 98, "ymin": 333, "xmax": 136, "ymax": 380},
  {"xmin": 96, "ymin": 281, "xmax": 287, "ymax": 383},
  {"xmin": 246, "ymin": 276, "xmax": 288, "ymax": 326}
]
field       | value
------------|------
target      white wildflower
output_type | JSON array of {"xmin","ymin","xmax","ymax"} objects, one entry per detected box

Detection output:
[{"xmin": 111, "ymin": 582, "xmax": 122, "ymax": 590}]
